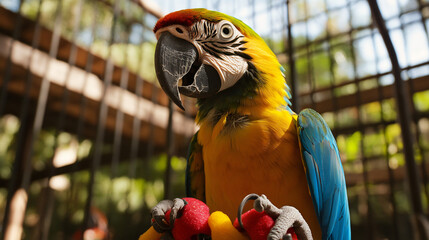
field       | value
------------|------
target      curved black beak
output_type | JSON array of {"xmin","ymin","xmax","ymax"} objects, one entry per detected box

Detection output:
[{"xmin": 154, "ymin": 31, "xmax": 221, "ymax": 110}]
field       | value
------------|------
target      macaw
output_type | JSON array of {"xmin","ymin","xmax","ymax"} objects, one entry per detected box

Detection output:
[{"xmin": 152, "ymin": 8, "xmax": 350, "ymax": 240}]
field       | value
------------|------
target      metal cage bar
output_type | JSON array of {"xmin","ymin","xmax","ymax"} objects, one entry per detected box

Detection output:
[
  {"xmin": 370, "ymin": 24, "xmax": 400, "ymax": 240},
  {"xmin": 82, "ymin": 0, "xmax": 121, "ymax": 232},
  {"xmin": 368, "ymin": 1, "xmax": 427, "ymax": 239}
]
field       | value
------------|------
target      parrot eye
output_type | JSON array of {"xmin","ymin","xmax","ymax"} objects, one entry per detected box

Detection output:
[{"xmin": 220, "ymin": 23, "xmax": 234, "ymax": 39}]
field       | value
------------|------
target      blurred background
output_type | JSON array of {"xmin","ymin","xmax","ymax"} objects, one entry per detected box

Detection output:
[{"xmin": 0, "ymin": 0, "xmax": 429, "ymax": 239}]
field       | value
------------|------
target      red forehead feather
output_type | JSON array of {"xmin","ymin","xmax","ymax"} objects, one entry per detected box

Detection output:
[{"xmin": 153, "ymin": 9, "xmax": 203, "ymax": 33}]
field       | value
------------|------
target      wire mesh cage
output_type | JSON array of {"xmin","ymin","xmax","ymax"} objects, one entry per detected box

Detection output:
[{"xmin": 0, "ymin": 0, "xmax": 429, "ymax": 239}]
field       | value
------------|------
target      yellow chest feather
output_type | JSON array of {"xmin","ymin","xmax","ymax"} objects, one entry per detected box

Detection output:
[{"xmin": 197, "ymin": 109, "xmax": 322, "ymax": 239}]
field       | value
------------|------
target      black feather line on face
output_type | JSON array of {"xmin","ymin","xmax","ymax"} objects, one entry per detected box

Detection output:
[
  {"xmin": 198, "ymin": 35, "xmax": 243, "ymax": 45},
  {"xmin": 218, "ymin": 50, "xmax": 235, "ymax": 56},
  {"xmin": 204, "ymin": 44, "xmax": 237, "ymax": 57},
  {"xmin": 195, "ymin": 21, "xmax": 217, "ymax": 40},
  {"xmin": 201, "ymin": 44, "xmax": 223, "ymax": 60},
  {"xmin": 191, "ymin": 22, "xmax": 250, "ymax": 60},
  {"xmin": 210, "ymin": 42, "xmax": 230, "ymax": 49},
  {"xmin": 191, "ymin": 25, "xmax": 198, "ymax": 38},
  {"xmin": 219, "ymin": 35, "xmax": 243, "ymax": 45},
  {"xmin": 200, "ymin": 39, "xmax": 250, "ymax": 60},
  {"xmin": 204, "ymin": 44, "xmax": 224, "ymax": 54},
  {"xmin": 234, "ymin": 51, "xmax": 252, "ymax": 60},
  {"xmin": 209, "ymin": 23, "xmax": 213, "ymax": 37},
  {"xmin": 230, "ymin": 42, "xmax": 244, "ymax": 48}
]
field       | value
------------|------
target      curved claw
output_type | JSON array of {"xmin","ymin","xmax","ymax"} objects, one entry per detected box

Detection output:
[
  {"xmin": 169, "ymin": 198, "xmax": 187, "ymax": 226},
  {"xmin": 238, "ymin": 194, "xmax": 313, "ymax": 240},
  {"xmin": 152, "ymin": 199, "xmax": 174, "ymax": 233},
  {"xmin": 151, "ymin": 198, "xmax": 187, "ymax": 233},
  {"xmin": 268, "ymin": 206, "xmax": 313, "ymax": 240},
  {"xmin": 237, "ymin": 193, "xmax": 260, "ymax": 229}
]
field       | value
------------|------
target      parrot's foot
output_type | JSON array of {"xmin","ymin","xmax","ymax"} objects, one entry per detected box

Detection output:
[
  {"xmin": 151, "ymin": 198, "xmax": 186, "ymax": 233},
  {"xmin": 239, "ymin": 194, "xmax": 313, "ymax": 240},
  {"xmin": 267, "ymin": 205, "xmax": 312, "ymax": 240},
  {"xmin": 255, "ymin": 194, "xmax": 313, "ymax": 240}
]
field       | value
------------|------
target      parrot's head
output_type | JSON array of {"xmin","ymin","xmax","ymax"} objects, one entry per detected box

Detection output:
[{"xmin": 154, "ymin": 9, "xmax": 289, "ymax": 120}]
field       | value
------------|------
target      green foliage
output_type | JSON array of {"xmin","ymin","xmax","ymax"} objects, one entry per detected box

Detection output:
[
  {"xmin": 381, "ymin": 99, "xmax": 397, "ymax": 121},
  {"xmin": 312, "ymin": 50, "xmax": 331, "ymax": 89},
  {"xmin": 332, "ymin": 44, "xmax": 354, "ymax": 83},
  {"xmin": 265, "ymin": 38, "xmax": 285, "ymax": 55},
  {"xmin": 33, "ymin": 129, "xmax": 56, "ymax": 171},
  {"xmin": 337, "ymin": 107, "xmax": 358, "ymax": 128},
  {"xmin": 419, "ymin": 118, "xmax": 429, "ymax": 150},
  {"xmin": 91, "ymin": 41, "xmax": 157, "ymax": 82},
  {"xmin": 414, "ymin": 90, "xmax": 429, "ymax": 112},
  {"xmin": 385, "ymin": 124, "xmax": 402, "ymax": 149},
  {"xmin": 363, "ymin": 131, "xmax": 386, "ymax": 157},
  {"xmin": 0, "ymin": 113, "xmax": 188, "ymax": 239},
  {"xmin": 337, "ymin": 131, "xmax": 361, "ymax": 162},
  {"xmin": 321, "ymin": 112, "xmax": 335, "ymax": 128},
  {"xmin": 361, "ymin": 102, "xmax": 382, "ymax": 123},
  {"xmin": 334, "ymin": 84, "xmax": 356, "ymax": 97},
  {"xmin": 0, "ymin": 115, "xmax": 19, "ymax": 179},
  {"xmin": 21, "ymin": 0, "xmax": 158, "ymax": 84}
]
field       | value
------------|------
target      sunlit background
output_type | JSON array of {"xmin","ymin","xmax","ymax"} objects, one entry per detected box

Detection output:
[{"xmin": 0, "ymin": 0, "xmax": 429, "ymax": 239}]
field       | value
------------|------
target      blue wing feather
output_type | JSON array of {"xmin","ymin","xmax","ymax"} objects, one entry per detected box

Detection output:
[{"xmin": 297, "ymin": 109, "xmax": 351, "ymax": 240}]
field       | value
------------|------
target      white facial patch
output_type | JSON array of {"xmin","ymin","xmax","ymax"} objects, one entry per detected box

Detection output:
[
  {"xmin": 203, "ymin": 53, "xmax": 247, "ymax": 91},
  {"xmin": 191, "ymin": 20, "xmax": 249, "ymax": 92},
  {"xmin": 155, "ymin": 25, "xmax": 190, "ymax": 41},
  {"xmin": 156, "ymin": 20, "xmax": 249, "ymax": 93}
]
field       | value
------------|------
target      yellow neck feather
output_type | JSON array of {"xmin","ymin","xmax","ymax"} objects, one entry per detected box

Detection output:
[
  {"xmin": 197, "ymin": 36, "xmax": 292, "ymax": 149},
  {"xmin": 242, "ymin": 37, "xmax": 287, "ymax": 113}
]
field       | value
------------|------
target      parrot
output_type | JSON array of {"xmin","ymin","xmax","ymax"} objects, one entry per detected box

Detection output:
[{"xmin": 152, "ymin": 8, "xmax": 351, "ymax": 240}]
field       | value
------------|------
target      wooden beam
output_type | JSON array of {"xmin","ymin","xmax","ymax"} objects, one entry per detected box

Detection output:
[
  {"xmin": 134, "ymin": 0, "xmax": 164, "ymax": 19},
  {"xmin": 0, "ymin": 33, "xmax": 196, "ymax": 153},
  {"xmin": 345, "ymin": 162, "xmax": 429, "ymax": 187},
  {"xmin": 301, "ymin": 75, "xmax": 429, "ymax": 114},
  {"xmin": 0, "ymin": 7, "xmax": 170, "ymax": 108}
]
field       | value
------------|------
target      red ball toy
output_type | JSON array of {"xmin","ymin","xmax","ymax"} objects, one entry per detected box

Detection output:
[
  {"xmin": 163, "ymin": 197, "xmax": 299, "ymax": 240},
  {"xmin": 165, "ymin": 198, "xmax": 211, "ymax": 240},
  {"xmin": 233, "ymin": 209, "xmax": 299, "ymax": 240}
]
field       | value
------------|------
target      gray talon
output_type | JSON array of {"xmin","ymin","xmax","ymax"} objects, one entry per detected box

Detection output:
[
  {"xmin": 169, "ymin": 198, "xmax": 186, "ymax": 226},
  {"xmin": 152, "ymin": 199, "xmax": 174, "ymax": 233},
  {"xmin": 268, "ymin": 206, "xmax": 313, "ymax": 240},
  {"xmin": 151, "ymin": 198, "xmax": 186, "ymax": 233},
  {"xmin": 253, "ymin": 194, "xmax": 282, "ymax": 217},
  {"xmin": 239, "ymin": 194, "xmax": 313, "ymax": 240}
]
